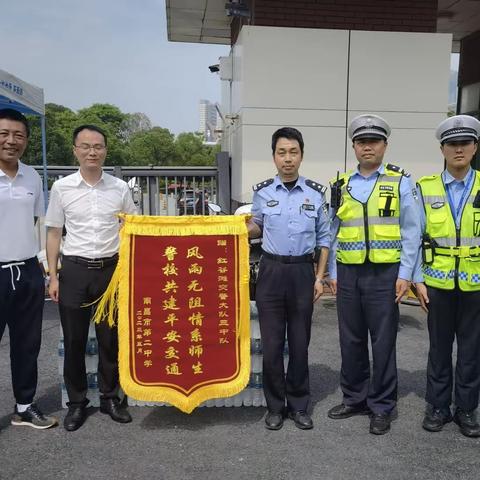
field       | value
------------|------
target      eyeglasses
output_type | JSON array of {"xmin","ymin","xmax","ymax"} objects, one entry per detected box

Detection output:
[{"xmin": 75, "ymin": 143, "xmax": 106, "ymax": 152}]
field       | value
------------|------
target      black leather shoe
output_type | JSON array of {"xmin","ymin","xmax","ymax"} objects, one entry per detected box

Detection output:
[
  {"xmin": 100, "ymin": 398, "xmax": 132, "ymax": 423},
  {"xmin": 422, "ymin": 406, "xmax": 452, "ymax": 432},
  {"xmin": 369, "ymin": 413, "xmax": 391, "ymax": 435},
  {"xmin": 288, "ymin": 411, "xmax": 313, "ymax": 430},
  {"xmin": 265, "ymin": 411, "xmax": 284, "ymax": 430},
  {"xmin": 64, "ymin": 406, "xmax": 87, "ymax": 432},
  {"xmin": 328, "ymin": 403, "xmax": 370, "ymax": 420},
  {"xmin": 453, "ymin": 409, "xmax": 480, "ymax": 438}
]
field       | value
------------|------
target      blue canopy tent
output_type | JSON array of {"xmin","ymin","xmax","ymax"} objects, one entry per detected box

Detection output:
[{"xmin": 0, "ymin": 69, "xmax": 48, "ymax": 206}]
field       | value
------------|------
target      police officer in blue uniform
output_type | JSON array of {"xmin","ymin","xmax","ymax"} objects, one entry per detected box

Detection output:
[
  {"xmin": 415, "ymin": 115, "xmax": 480, "ymax": 438},
  {"xmin": 248, "ymin": 127, "xmax": 330, "ymax": 430},
  {"xmin": 327, "ymin": 114, "xmax": 421, "ymax": 435}
]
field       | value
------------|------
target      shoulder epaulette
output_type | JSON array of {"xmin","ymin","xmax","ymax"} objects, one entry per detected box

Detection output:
[
  {"xmin": 385, "ymin": 163, "xmax": 410, "ymax": 177},
  {"xmin": 305, "ymin": 179, "xmax": 327, "ymax": 194},
  {"xmin": 252, "ymin": 178, "xmax": 274, "ymax": 192}
]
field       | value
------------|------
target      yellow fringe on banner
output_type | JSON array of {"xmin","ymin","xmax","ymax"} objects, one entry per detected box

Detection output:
[
  {"xmin": 122, "ymin": 213, "xmax": 250, "ymax": 237},
  {"xmin": 93, "ymin": 214, "xmax": 251, "ymax": 413}
]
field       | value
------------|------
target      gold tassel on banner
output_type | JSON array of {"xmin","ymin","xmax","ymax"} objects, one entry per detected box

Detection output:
[
  {"xmin": 90, "ymin": 216, "xmax": 127, "ymax": 327},
  {"xmin": 90, "ymin": 264, "xmax": 120, "ymax": 327}
]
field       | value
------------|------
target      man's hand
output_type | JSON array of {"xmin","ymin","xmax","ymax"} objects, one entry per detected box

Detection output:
[
  {"xmin": 327, "ymin": 279, "xmax": 337, "ymax": 295},
  {"xmin": 395, "ymin": 278, "xmax": 410, "ymax": 303},
  {"xmin": 46, "ymin": 226, "xmax": 62, "ymax": 302},
  {"xmin": 49, "ymin": 276, "xmax": 60, "ymax": 303},
  {"xmin": 313, "ymin": 280, "xmax": 324, "ymax": 302},
  {"xmin": 414, "ymin": 282, "xmax": 429, "ymax": 313},
  {"xmin": 247, "ymin": 219, "xmax": 261, "ymax": 239}
]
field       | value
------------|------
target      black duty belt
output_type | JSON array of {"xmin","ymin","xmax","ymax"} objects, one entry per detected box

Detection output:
[
  {"xmin": 261, "ymin": 250, "xmax": 314, "ymax": 264},
  {"xmin": 63, "ymin": 254, "xmax": 118, "ymax": 269}
]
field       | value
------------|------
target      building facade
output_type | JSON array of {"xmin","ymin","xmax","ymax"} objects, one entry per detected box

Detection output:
[
  {"xmin": 166, "ymin": 0, "xmax": 480, "ymax": 207},
  {"xmin": 199, "ymin": 99, "xmax": 219, "ymax": 143}
]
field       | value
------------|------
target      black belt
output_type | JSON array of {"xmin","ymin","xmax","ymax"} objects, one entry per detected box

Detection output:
[
  {"xmin": 261, "ymin": 250, "xmax": 314, "ymax": 264},
  {"xmin": 63, "ymin": 254, "xmax": 118, "ymax": 269}
]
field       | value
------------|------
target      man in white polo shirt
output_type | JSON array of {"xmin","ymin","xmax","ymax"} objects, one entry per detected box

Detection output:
[
  {"xmin": 46, "ymin": 124, "xmax": 137, "ymax": 431},
  {"xmin": 0, "ymin": 108, "xmax": 57, "ymax": 429}
]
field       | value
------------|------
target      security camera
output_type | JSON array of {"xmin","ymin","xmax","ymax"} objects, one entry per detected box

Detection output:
[
  {"xmin": 208, "ymin": 64, "xmax": 220, "ymax": 73},
  {"xmin": 225, "ymin": 2, "xmax": 250, "ymax": 18}
]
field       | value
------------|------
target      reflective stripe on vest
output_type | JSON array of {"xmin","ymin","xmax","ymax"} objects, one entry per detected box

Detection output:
[
  {"xmin": 335, "ymin": 170, "xmax": 402, "ymax": 264},
  {"xmin": 419, "ymin": 171, "xmax": 480, "ymax": 291}
]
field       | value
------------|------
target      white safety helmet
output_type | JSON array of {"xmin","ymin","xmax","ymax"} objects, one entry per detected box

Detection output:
[{"xmin": 234, "ymin": 204, "xmax": 252, "ymax": 215}]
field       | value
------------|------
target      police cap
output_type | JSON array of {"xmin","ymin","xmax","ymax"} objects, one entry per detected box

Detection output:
[
  {"xmin": 435, "ymin": 115, "xmax": 480, "ymax": 145},
  {"xmin": 348, "ymin": 114, "xmax": 391, "ymax": 142}
]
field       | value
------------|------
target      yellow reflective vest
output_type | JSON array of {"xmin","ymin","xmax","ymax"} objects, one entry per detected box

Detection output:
[
  {"xmin": 418, "ymin": 170, "xmax": 480, "ymax": 291},
  {"xmin": 333, "ymin": 165, "xmax": 403, "ymax": 264}
]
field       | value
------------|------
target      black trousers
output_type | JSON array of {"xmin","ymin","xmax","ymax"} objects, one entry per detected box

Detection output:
[
  {"xmin": 0, "ymin": 258, "xmax": 45, "ymax": 404},
  {"xmin": 426, "ymin": 286, "xmax": 480, "ymax": 412},
  {"xmin": 336, "ymin": 261, "xmax": 399, "ymax": 414},
  {"xmin": 256, "ymin": 256, "xmax": 315, "ymax": 413},
  {"xmin": 59, "ymin": 256, "xmax": 119, "ymax": 406}
]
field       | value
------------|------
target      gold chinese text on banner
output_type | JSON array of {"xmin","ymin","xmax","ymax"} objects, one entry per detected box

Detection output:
[{"xmin": 94, "ymin": 215, "xmax": 251, "ymax": 413}]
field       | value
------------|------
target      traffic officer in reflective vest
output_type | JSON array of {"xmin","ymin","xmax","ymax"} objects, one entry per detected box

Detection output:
[
  {"xmin": 327, "ymin": 114, "xmax": 421, "ymax": 435},
  {"xmin": 415, "ymin": 114, "xmax": 480, "ymax": 438},
  {"xmin": 247, "ymin": 127, "xmax": 330, "ymax": 430}
]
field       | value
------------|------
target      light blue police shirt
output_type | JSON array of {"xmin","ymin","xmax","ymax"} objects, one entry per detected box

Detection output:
[
  {"xmin": 252, "ymin": 175, "xmax": 331, "ymax": 256},
  {"xmin": 329, "ymin": 164, "xmax": 422, "ymax": 281}
]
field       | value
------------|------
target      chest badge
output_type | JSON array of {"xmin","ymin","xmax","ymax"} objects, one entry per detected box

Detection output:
[
  {"xmin": 431, "ymin": 202, "xmax": 445, "ymax": 209},
  {"xmin": 266, "ymin": 200, "xmax": 279, "ymax": 207},
  {"xmin": 302, "ymin": 204, "xmax": 315, "ymax": 211}
]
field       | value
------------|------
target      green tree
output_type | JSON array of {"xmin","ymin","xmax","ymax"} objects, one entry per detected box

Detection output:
[
  {"xmin": 46, "ymin": 104, "xmax": 77, "ymax": 165},
  {"xmin": 77, "ymin": 103, "xmax": 126, "ymax": 134},
  {"xmin": 120, "ymin": 112, "xmax": 152, "ymax": 142},
  {"xmin": 23, "ymin": 103, "xmax": 77, "ymax": 165},
  {"xmin": 127, "ymin": 127, "xmax": 177, "ymax": 166},
  {"xmin": 21, "ymin": 102, "xmax": 221, "ymax": 168},
  {"xmin": 174, "ymin": 132, "xmax": 218, "ymax": 166},
  {"xmin": 22, "ymin": 115, "xmax": 42, "ymax": 165}
]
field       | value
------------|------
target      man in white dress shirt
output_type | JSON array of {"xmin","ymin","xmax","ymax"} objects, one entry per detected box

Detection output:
[
  {"xmin": 46, "ymin": 124, "xmax": 137, "ymax": 431},
  {"xmin": 0, "ymin": 108, "xmax": 57, "ymax": 429}
]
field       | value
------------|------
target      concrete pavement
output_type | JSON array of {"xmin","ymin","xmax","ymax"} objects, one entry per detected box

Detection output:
[{"xmin": 0, "ymin": 298, "xmax": 479, "ymax": 480}]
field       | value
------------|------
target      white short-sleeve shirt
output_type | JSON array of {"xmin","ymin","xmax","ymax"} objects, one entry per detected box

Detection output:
[
  {"xmin": 45, "ymin": 170, "xmax": 137, "ymax": 258},
  {"xmin": 0, "ymin": 161, "xmax": 44, "ymax": 262}
]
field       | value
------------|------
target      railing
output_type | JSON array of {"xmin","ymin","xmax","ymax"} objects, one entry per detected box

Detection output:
[{"xmin": 34, "ymin": 160, "xmax": 231, "ymax": 216}]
